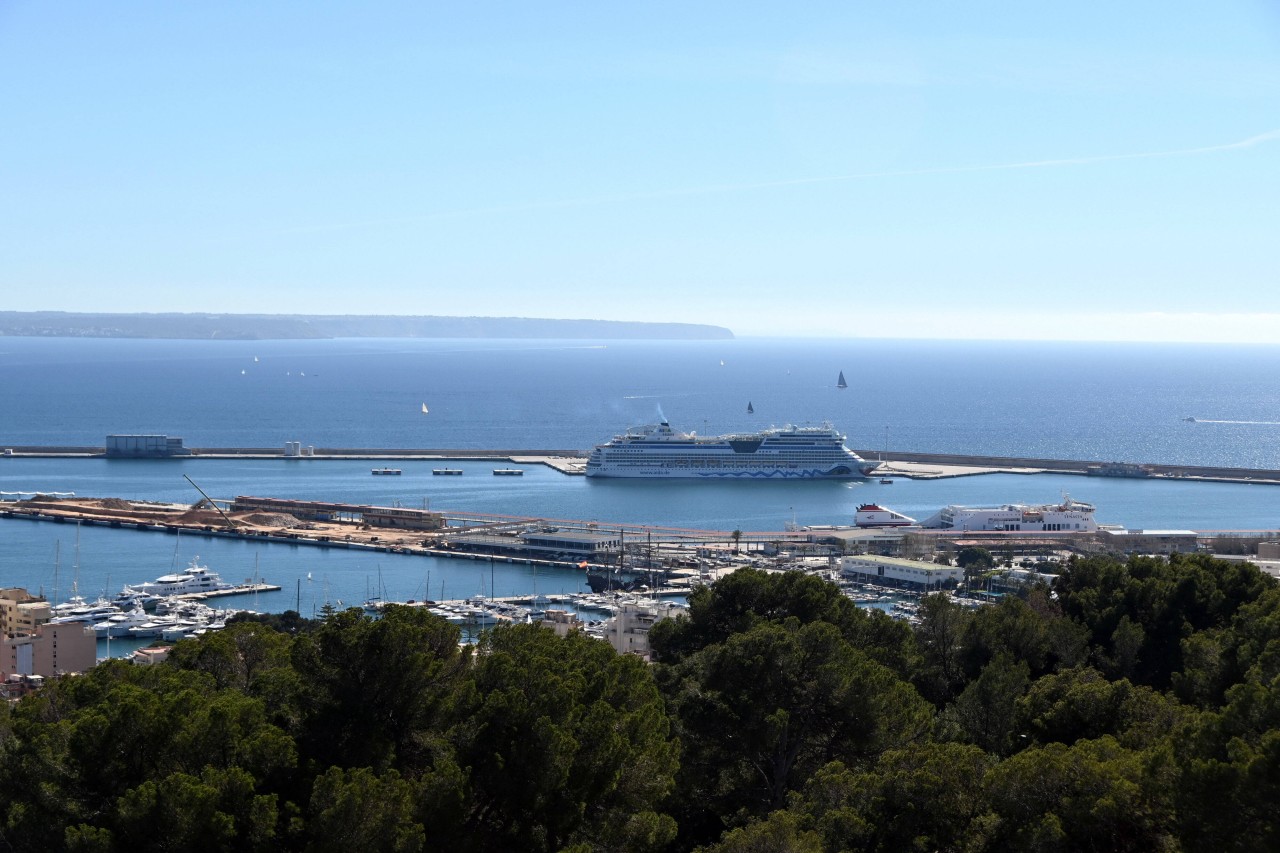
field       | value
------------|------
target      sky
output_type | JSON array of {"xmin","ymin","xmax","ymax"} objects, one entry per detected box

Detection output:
[{"xmin": 2, "ymin": 1, "xmax": 1279, "ymax": 341}]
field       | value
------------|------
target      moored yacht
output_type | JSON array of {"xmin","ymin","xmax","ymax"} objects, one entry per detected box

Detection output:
[{"xmin": 124, "ymin": 557, "xmax": 236, "ymax": 597}]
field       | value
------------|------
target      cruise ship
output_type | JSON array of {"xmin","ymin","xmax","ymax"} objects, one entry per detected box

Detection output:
[
  {"xmin": 585, "ymin": 420, "xmax": 876, "ymax": 479},
  {"xmin": 917, "ymin": 496, "xmax": 1097, "ymax": 532}
]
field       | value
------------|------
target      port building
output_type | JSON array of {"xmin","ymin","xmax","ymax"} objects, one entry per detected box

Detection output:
[
  {"xmin": 231, "ymin": 496, "xmax": 444, "ymax": 530},
  {"xmin": 840, "ymin": 555, "xmax": 965, "ymax": 591},
  {"xmin": 105, "ymin": 434, "xmax": 191, "ymax": 457}
]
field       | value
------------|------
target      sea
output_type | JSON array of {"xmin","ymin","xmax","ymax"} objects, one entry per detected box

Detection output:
[{"xmin": 2, "ymin": 336, "xmax": 1279, "ymax": 653}]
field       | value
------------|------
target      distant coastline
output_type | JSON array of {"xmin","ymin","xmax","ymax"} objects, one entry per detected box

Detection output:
[{"xmin": 0, "ymin": 311, "xmax": 734, "ymax": 341}]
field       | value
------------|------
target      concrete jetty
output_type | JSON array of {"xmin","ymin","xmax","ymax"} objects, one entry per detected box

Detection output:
[{"xmin": 2, "ymin": 445, "xmax": 1278, "ymax": 484}]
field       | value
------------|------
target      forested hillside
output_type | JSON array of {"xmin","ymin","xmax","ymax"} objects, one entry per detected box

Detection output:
[{"xmin": 2, "ymin": 553, "xmax": 1277, "ymax": 852}]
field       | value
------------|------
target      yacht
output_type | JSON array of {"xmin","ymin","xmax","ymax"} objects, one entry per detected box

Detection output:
[
  {"xmin": 92, "ymin": 608, "xmax": 153, "ymax": 638},
  {"xmin": 48, "ymin": 596, "xmax": 118, "ymax": 624},
  {"xmin": 124, "ymin": 557, "xmax": 236, "ymax": 597}
]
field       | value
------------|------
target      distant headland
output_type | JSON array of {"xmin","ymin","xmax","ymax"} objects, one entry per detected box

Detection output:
[{"xmin": 0, "ymin": 311, "xmax": 734, "ymax": 341}]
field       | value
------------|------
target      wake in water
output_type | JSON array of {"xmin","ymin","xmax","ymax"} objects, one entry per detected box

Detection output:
[{"xmin": 1189, "ymin": 419, "xmax": 1280, "ymax": 426}]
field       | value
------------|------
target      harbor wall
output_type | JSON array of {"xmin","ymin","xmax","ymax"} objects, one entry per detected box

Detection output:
[{"xmin": 4, "ymin": 446, "xmax": 1280, "ymax": 484}]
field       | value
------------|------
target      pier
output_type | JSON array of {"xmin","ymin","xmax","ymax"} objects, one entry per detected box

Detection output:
[
  {"xmin": 2, "ymin": 445, "xmax": 1278, "ymax": 484},
  {"xmin": 171, "ymin": 583, "xmax": 282, "ymax": 601}
]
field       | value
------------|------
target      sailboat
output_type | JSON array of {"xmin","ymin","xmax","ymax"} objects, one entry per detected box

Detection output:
[
  {"xmin": 746, "ymin": 401, "xmax": 754, "ymax": 414},
  {"xmin": 421, "ymin": 403, "xmax": 429, "ymax": 414},
  {"xmin": 837, "ymin": 371, "xmax": 848, "ymax": 389}
]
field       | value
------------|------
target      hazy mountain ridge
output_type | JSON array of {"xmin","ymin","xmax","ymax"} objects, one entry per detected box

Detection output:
[{"xmin": 0, "ymin": 311, "xmax": 734, "ymax": 340}]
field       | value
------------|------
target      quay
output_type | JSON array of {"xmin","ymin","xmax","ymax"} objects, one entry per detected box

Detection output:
[
  {"xmin": 2, "ymin": 444, "xmax": 1278, "ymax": 484},
  {"xmin": 0, "ymin": 496, "xmax": 799, "ymax": 581},
  {"xmin": 171, "ymin": 583, "xmax": 282, "ymax": 601}
]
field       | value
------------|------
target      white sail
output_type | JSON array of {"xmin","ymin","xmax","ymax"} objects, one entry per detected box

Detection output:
[{"xmin": 421, "ymin": 403, "xmax": 429, "ymax": 414}]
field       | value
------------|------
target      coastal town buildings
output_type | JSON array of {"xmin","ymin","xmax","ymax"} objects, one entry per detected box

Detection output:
[{"xmin": 0, "ymin": 588, "xmax": 96, "ymax": 680}]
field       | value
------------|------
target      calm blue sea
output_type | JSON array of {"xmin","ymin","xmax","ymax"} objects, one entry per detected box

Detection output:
[
  {"xmin": 3, "ymin": 336, "xmax": 1280, "ymax": 465},
  {"xmin": 2, "ymin": 337, "xmax": 1279, "ymax": 635}
]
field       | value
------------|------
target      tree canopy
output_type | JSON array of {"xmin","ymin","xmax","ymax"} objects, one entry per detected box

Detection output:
[{"xmin": 1, "ymin": 554, "xmax": 1277, "ymax": 851}]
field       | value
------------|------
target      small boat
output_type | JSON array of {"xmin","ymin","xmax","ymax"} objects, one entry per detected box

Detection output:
[
  {"xmin": 747, "ymin": 401, "xmax": 754, "ymax": 414},
  {"xmin": 372, "ymin": 467, "xmax": 403, "ymax": 476},
  {"xmin": 422, "ymin": 403, "xmax": 429, "ymax": 414},
  {"xmin": 492, "ymin": 468, "xmax": 524, "ymax": 476},
  {"xmin": 837, "ymin": 371, "xmax": 848, "ymax": 389},
  {"xmin": 1183, "ymin": 417, "xmax": 1196, "ymax": 422},
  {"xmin": 432, "ymin": 468, "xmax": 463, "ymax": 476},
  {"xmin": 880, "ymin": 478, "xmax": 893, "ymax": 485}
]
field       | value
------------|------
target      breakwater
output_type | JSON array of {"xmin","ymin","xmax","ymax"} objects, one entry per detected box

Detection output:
[{"xmin": 4, "ymin": 446, "xmax": 1279, "ymax": 485}]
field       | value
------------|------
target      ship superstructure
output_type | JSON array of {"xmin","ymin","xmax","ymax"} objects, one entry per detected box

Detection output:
[
  {"xmin": 585, "ymin": 420, "xmax": 875, "ymax": 479},
  {"xmin": 918, "ymin": 496, "xmax": 1097, "ymax": 532},
  {"xmin": 854, "ymin": 504, "xmax": 918, "ymax": 527}
]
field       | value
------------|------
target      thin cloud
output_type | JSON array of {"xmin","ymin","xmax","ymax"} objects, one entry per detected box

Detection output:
[{"xmin": 277, "ymin": 128, "xmax": 1280, "ymax": 235}]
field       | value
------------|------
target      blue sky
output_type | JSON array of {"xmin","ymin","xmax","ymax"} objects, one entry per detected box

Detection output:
[{"xmin": 2, "ymin": 1, "xmax": 1278, "ymax": 340}]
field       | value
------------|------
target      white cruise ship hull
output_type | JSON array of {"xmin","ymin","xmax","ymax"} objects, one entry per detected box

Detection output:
[
  {"xmin": 588, "ymin": 466, "xmax": 868, "ymax": 479},
  {"xmin": 585, "ymin": 420, "xmax": 875, "ymax": 479}
]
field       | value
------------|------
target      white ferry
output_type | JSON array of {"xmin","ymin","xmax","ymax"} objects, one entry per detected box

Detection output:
[
  {"xmin": 854, "ymin": 504, "xmax": 918, "ymax": 527},
  {"xmin": 585, "ymin": 420, "xmax": 876, "ymax": 479},
  {"xmin": 122, "ymin": 557, "xmax": 236, "ymax": 597},
  {"xmin": 918, "ymin": 496, "xmax": 1097, "ymax": 532}
]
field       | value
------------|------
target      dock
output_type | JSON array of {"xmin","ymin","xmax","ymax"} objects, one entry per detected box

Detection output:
[
  {"xmin": 171, "ymin": 583, "xmax": 282, "ymax": 601},
  {"xmin": 3, "ymin": 445, "xmax": 1280, "ymax": 484}
]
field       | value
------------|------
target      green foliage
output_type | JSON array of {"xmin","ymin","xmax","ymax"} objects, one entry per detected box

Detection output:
[
  {"xmin": 228, "ymin": 609, "xmax": 317, "ymax": 635},
  {"xmin": 305, "ymin": 767, "xmax": 423, "ymax": 853},
  {"xmin": 649, "ymin": 567, "xmax": 918, "ymax": 678},
  {"xmin": 912, "ymin": 593, "xmax": 975, "ymax": 705},
  {"xmin": 447, "ymin": 622, "xmax": 677, "ymax": 853},
  {"xmin": 1015, "ymin": 667, "xmax": 1189, "ymax": 750},
  {"xmin": 956, "ymin": 547, "xmax": 995, "ymax": 570},
  {"xmin": 3, "ymin": 553, "xmax": 1278, "ymax": 852},
  {"xmin": 289, "ymin": 604, "xmax": 467, "ymax": 771},
  {"xmin": 945, "ymin": 653, "xmax": 1031, "ymax": 755},
  {"xmin": 660, "ymin": 618, "xmax": 931, "ymax": 844},
  {"xmin": 0, "ymin": 661, "xmax": 294, "ymax": 851},
  {"xmin": 788, "ymin": 745, "xmax": 996, "ymax": 852},
  {"xmin": 697, "ymin": 810, "xmax": 824, "ymax": 853},
  {"xmin": 1055, "ymin": 553, "xmax": 1275, "ymax": 690},
  {"xmin": 983, "ymin": 737, "xmax": 1178, "ymax": 851}
]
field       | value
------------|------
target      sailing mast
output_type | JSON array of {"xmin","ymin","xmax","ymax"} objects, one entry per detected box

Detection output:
[{"xmin": 52, "ymin": 540, "xmax": 61, "ymax": 608}]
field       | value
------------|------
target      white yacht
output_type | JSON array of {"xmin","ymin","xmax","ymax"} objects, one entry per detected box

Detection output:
[
  {"xmin": 48, "ymin": 596, "xmax": 118, "ymax": 624},
  {"xmin": 585, "ymin": 420, "xmax": 876, "ymax": 479},
  {"xmin": 124, "ymin": 557, "xmax": 236, "ymax": 597},
  {"xmin": 92, "ymin": 608, "xmax": 153, "ymax": 638}
]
